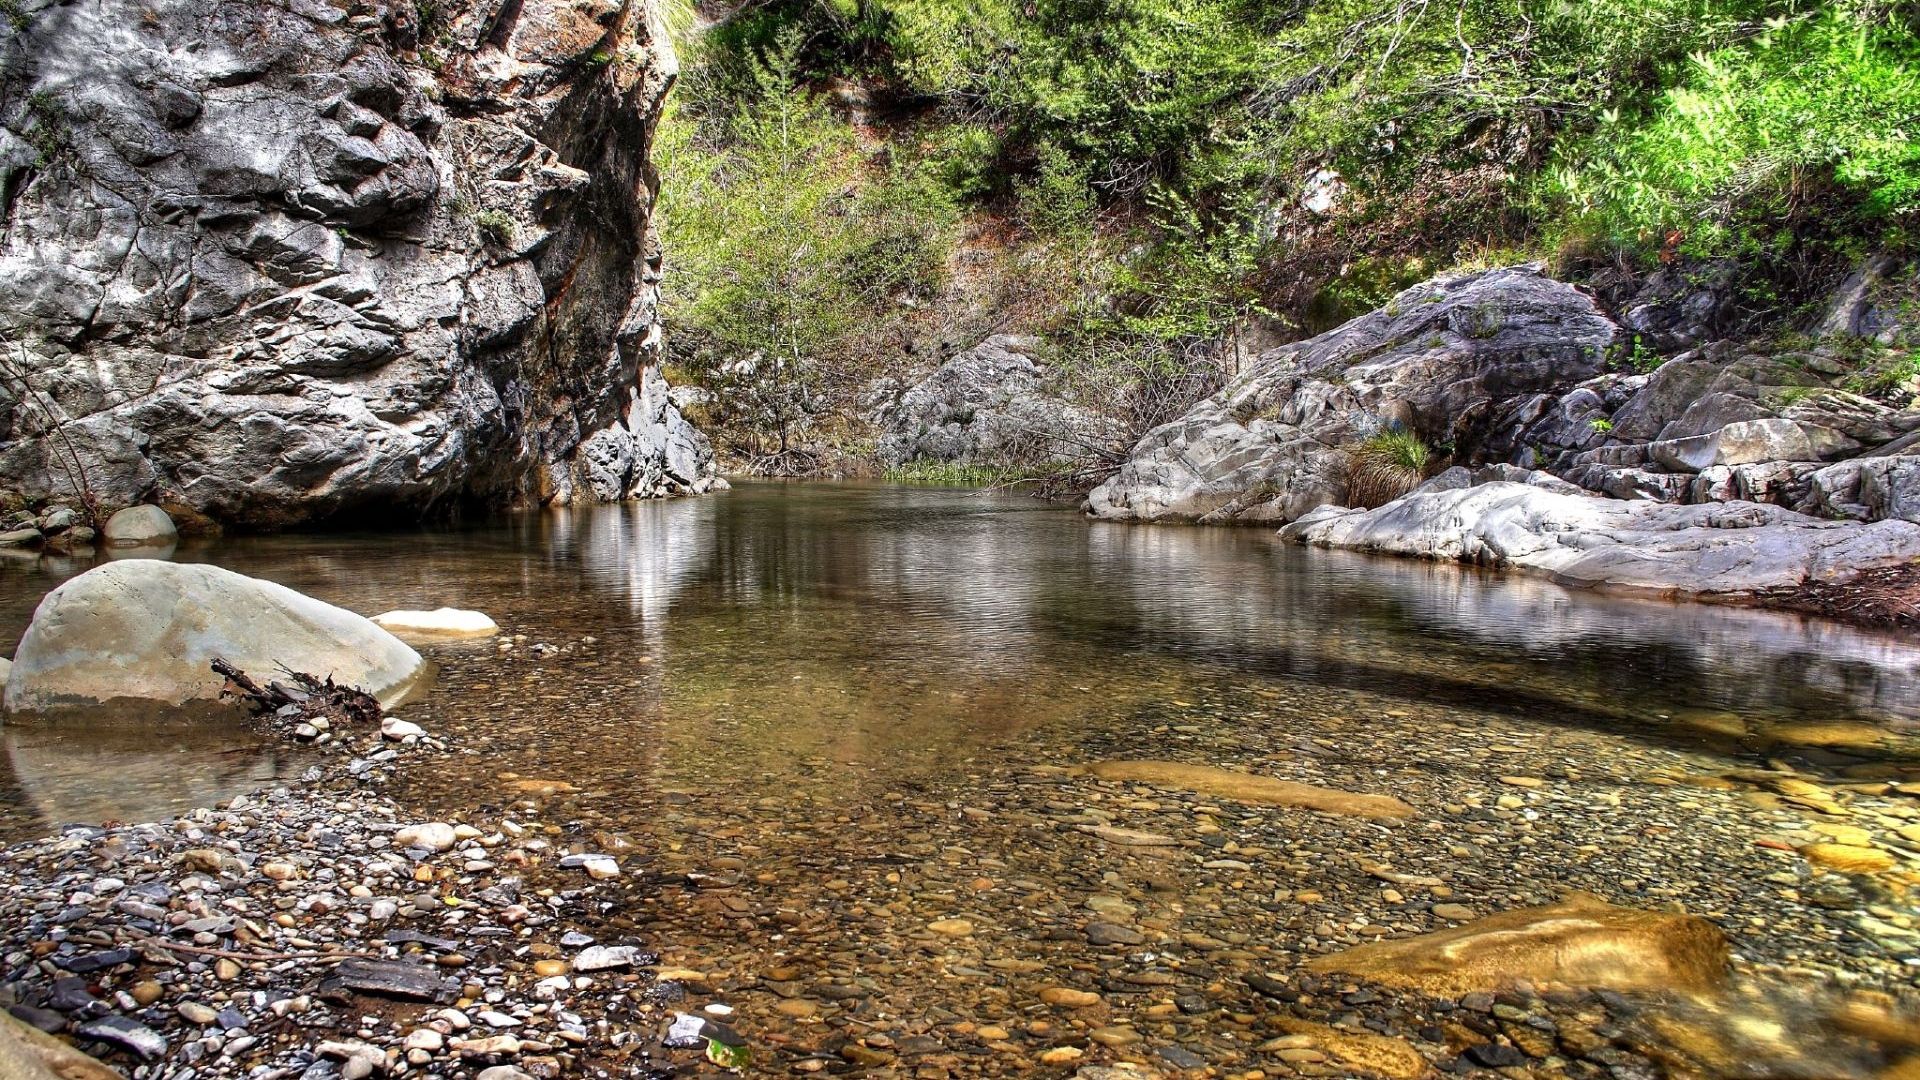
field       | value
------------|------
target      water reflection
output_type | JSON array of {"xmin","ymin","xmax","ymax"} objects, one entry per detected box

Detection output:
[
  {"xmin": 0, "ymin": 716, "xmax": 304, "ymax": 837},
  {"xmin": 2, "ymin": 481, "xmax": 1918, "ymax": 837}
]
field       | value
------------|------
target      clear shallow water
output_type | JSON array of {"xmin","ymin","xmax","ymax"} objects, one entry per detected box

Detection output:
[
  {"xmin": 7, "ymin": 483, "xmax": 1920, "ymax": 1077},
  {"xmin": 2, "ymin": 480, "xmax": 1918, "ymax": 837}
]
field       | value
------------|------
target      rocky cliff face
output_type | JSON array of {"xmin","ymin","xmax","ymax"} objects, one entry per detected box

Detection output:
[
  {"xmin": 0, "ymin": 0, "xmax": 714, "ymax": 529},
  {"xmin": 1088, "ymin": 266, "xmax": 1622, "ymax": 523}
]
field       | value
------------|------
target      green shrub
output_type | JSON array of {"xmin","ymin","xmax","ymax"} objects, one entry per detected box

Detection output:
[
  {"xmin": 471, "ymin": 209, "xmax": 516, "ymax": 246},
  {"xmin": 1545, "ymin": 11, "xmax": 1920, "ymax": 257},
  {"xmin": 655, "ymin": 25, "xmax": 960, "ymax": 459},
  {"xmin": 1344, "ymin": 427, "xmax": 1433, "ymax": 509}
]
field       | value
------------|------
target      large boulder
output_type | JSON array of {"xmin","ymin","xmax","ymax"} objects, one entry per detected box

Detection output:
[
  {"xmin": 1648, "ymin": 418, "xmax": 1858, "ymax": 473},
  {"xmin": 0, "ymin": 0, "xmax": 711, "ymax": 528},
  {"xmin": 1087, "ymin": 265, "xmax": 1621, "ymax": 522},
  {"xmin": 868, "ymin": 336, "xmax": 1125, "ymax": 469},
  {"xmin": 3, "ymin": 560, "xmax": 424, "ymax": 715},
  {"xmin": 1282, "ymin": 479, "xmax": 1920, "ymax": 596}
]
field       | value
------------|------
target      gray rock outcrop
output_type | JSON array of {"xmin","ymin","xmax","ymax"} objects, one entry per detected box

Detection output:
[
  {"xmin": 1281, "ymin": 479, "xmax": 1920, "ymax": 597},
  {"xmin": 0, "ymin": 0, "xmax": 713, "ymax": 529},
  {"xmin": 868, "ymin": 336, "xmax": 1124, "ymax": 470},
  {"xmin": 1088, "ymin": 265, "xmax": 1621, "ymax": 522},
  {"xmin": 4, "ymin": 559, "xmax": 425, "ymax": 715},
  {"xmin": 1526, "ymin": 342, "xmax": 1920, "ymax": 521}
]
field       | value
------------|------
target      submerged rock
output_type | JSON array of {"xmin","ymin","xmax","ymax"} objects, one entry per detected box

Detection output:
[
  {"xmin": 1282, "ymin": 480, "xmax": 1920, "ymax": 596},
  {"xmin": 3, "ymin": 560, "xmax": 424, "ymax": 715},
  {"xmin": 1306, "ymin": 891, "xmax": 1729, "ymax": 994},
  {"xmin": 1080, "ymin": 760, "xmax": 1415, "ymax": 819},
  {"xmin": 371, "ymin": 608, "xmax": 500, "ymax": 641}
]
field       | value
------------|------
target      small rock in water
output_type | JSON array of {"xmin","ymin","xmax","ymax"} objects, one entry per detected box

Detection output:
[
  {"xmin": 927, "ymin": 918, "xmax": 975, "ymax": 937},
  {"xmin": 394, "ymin": 823, "xmax": 456, "ymax": 852},
  {"xmin": 381, "ymin": 716, "xmax": 425, "ymax": 741},
  {"xmin": 371, "ymin": 607, "xmax": 500, "ymax": 640},
  {"xmin": 573, "ymin": 945, "xmax": 641, "ymax": 972},
  {"xmin": 1085, "ymin": 921, "xmax": 1145, "ymax": 946},
  {"xmin": 663, "ymin": 1012, "xmax": 709, "ymax": 1048}
]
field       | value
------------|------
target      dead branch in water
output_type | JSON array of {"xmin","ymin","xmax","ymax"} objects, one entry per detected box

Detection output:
[{"xmin": 212, "ymin": 658, "xmax": 382, "ymax": 728}]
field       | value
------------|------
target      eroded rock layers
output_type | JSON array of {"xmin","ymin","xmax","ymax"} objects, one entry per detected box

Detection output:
[{"xmin": 0, "ymin": 0, "xmax": 713, "ymax": 528}]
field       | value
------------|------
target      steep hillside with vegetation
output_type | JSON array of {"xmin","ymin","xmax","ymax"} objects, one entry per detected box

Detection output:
[{"xmin": 655, "ymin": 0, "xmax": 1920, "ymax": 479}]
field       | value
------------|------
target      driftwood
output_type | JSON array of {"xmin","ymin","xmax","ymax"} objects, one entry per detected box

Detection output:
[{"xmin": 212, "ymin": 658, "xmax": 382, "ymax": 728}]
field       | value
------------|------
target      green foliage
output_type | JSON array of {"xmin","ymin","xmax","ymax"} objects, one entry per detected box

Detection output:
[
  {"xmin": 1345, "ymin": 426, "xmax": 1433, "ymax": 508},
  {"xmin": 471, "ymin": 209, "xmax": 516, "ymax": 247},
  {"xmin": 657, "ymin": 24, "xmax": 960, "ymax": 458},
  {"xmin": 1361, "ymin": 428, "xmax": 1432, "ymax": 474},
  {"xmin": 1607, "ymin": 336, "xmax": 1666, "ymax": 374},
  {"xmin": 1546, "ymin": 10, "xmax": 1920, "ymax": 256},
  {"xmin": 881, "ymin": 460, "xmax": 1026, "ymax": 485},
  {"xmin": 662, "ymin": 0, "xmax": 1920, "ymax": 473},
  {"xmin": 24, "ymin": 91, "xmax": 68, "ymax": 165},
  {"xmin": 1589, "ymin": 417, "xmax": 1615, "ymax": 433},
  {"xmin": 1840, "ymin": 344, "xmax": 1920, "ymax": 401}
]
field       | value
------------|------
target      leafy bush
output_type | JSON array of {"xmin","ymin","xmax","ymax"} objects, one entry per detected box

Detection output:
[
  {"xmin": 1546, "ymin": 10, "xmax": 1920, "ymax": 257},
  {"xmin": 656, "ymin": 26, "xmax": 959, "ymax": 463},
  {"xmin": 659, "ymin": 0, "xmax": 1920, "ymax": 474}
]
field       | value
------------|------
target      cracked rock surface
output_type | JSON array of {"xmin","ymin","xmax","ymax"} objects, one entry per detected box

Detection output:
[{"xmin": 0, "ymin": 0, "xmax": 714, "ymax": 528}]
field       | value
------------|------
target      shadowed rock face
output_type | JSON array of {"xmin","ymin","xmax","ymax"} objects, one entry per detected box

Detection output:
[
  {"xmin": 0, "ymin": 0, "xmax": 713, "ymax": 528},
  {"xmin": 1307, "ymin": 892, "xmax": 1730, "ymax": 995},
  {"xmin": 867, "ymin": 335, "xmax": 1126, "ymax": 469},
  {"xmin": 1087, "ymin": 265, "xmax": 1621, "ymax": 523}
]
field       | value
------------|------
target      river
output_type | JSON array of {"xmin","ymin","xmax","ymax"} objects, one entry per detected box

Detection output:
[{"xmin": 1, "ymin": 482, "xmax": 1916, "ymax": 1076}]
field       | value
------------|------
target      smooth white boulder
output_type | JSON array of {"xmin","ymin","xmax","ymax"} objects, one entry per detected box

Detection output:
[
  {"xmin": 370, "ymin": 607, "xmax": 499, "ymax": 641},
  {"xmin": 1282, "ymin": 481, "xmax": 1920, "ymax": 596},
  {"xmin": 102, "ymin": 505, "xmax": 178, "ymax": 548},
  {"xmin": 3, "ymin": 560, "xmax": 425, "ymax": 715}
]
